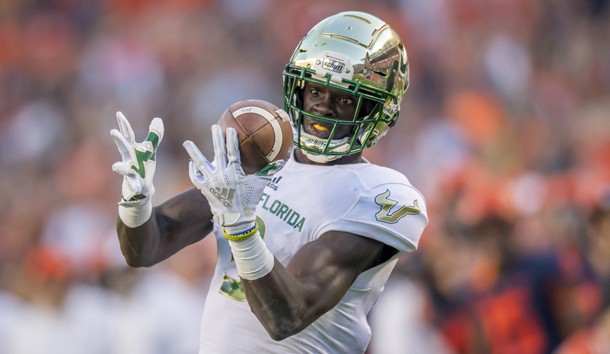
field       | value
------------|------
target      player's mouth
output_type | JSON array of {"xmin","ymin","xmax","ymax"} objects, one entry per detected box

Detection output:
[{"xmin": 303, "ymin": 119, "xmax": 332, "ymax": 139}]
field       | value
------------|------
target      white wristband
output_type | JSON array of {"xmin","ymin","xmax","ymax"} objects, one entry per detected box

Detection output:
[
  {"xmin": 229, "ymin": 232, "xmax": 274, "ymax": 280},
  {"xmin": 118, "ymin": 199, "xmax": 152, "ymax": 228}
]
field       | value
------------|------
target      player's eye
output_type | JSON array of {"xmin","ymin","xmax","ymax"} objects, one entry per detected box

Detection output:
[{"xmin": 338, "ymin": 96, "xmax": 354, "ymax": 105}]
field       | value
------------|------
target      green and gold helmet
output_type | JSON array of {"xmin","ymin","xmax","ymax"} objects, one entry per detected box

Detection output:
[{"xmin": 283, "ymin": 11, "xmax": 409, "ymax": 162}]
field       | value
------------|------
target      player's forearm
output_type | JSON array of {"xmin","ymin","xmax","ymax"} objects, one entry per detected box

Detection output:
[
  {"xmin": 117, "ymin": 189, "xmax": 214, "ymax": 267},
  {"xmin": 242, "ymin": 260, "xmax": 353, "ymax": 341},
  {"xmin": 242, "ymin": 265, "xmax": 315, "ymax": 340},
  {"xmin": 241, "ymin": 232, "xmax": 386, "ymax": 340},
  {"xmin": 224, "ymin": 233, "xmax": 317, "ymax": 339},
  {"xmin": 116, "ymin": 212, "xmax": 166, "ymax": 267}
]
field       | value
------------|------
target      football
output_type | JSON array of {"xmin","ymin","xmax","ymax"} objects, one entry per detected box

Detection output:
[{"xmin": 217, "ymin": 99, "xmax": 293, "ymax": 174}]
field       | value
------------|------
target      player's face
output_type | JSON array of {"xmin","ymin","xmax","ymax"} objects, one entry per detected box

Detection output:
[{"xmin": 301, "ymin": 82, "xmax": 372, "ymax": 140}]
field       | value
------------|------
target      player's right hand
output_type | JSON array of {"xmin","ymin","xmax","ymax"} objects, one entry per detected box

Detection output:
[
  {"xmin": 110, "ymin": 112, "xmax": 164, "ymax": 206},
  {"xmin": 184, "ymin": 125, "xmax": 268, "ymax": 238}
]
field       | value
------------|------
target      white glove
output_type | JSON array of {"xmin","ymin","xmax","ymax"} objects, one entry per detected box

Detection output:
[
  {"xmin": 110, "ymin": 112, "xmax": 164, "ymax": 227},
  {"xmin": 183, "ymin": 124, "xmax": 283, "ymax": 238}
]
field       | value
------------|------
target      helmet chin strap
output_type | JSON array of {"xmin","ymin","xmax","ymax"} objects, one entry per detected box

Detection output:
[
  {"xmin": 302, "ymin": 150, "xmax": 341, "ymax": 164},
  {"xmin": 298, "ymin": 128, "xmax": 350, "ymax": 163}
]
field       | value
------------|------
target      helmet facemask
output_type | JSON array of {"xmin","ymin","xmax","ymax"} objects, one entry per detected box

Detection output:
[{"xmin": 284, "ymin": 67, "xmax": 390, "ymax": 162}]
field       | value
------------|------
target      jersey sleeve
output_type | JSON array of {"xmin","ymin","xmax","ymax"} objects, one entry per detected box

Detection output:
[{"xmin": 320, "ymin": 182, "xmax": 429, "ymax": 254}]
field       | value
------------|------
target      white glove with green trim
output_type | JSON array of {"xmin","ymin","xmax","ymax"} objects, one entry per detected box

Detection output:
[
  {"xmin": 110, "ymin": 112, "xmax": 164, "ymax": 227},
  {"xmin": 184, "ymin": 124, "xmax": 283, "ymax": 237}
]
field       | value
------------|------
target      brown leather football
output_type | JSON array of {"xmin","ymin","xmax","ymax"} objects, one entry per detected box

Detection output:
[{"xmin": 217, "ymin": 99, "xmax": 293, "ymax": 174}]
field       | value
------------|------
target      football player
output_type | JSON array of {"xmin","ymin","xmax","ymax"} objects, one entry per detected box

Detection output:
[{"xmin": 111, "ymin": 11, "xmax": 428, "ymax": 353}]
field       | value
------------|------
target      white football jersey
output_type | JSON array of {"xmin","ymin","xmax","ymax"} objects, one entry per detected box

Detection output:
[{"xmin": 199, "ymin": 155, "xmax": 428, "ymax": 354}]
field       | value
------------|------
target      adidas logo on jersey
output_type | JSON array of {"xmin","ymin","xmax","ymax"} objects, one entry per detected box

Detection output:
[
  {"xmin": 209, "ymin": 187, "xmax": 235, "ymax": 208},
  {"xmin": 267, "ymin": 176, "xmax": 282, "ymax": 191}
]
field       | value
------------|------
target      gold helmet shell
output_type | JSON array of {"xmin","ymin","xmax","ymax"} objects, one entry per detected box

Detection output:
[{"xmin": 283, "ymin": 11, "xmax": 409, "ymax": 159}]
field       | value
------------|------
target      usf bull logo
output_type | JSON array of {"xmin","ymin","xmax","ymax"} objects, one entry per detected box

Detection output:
[{"xmin": 375, "ymin": 189, "xmax": 421, "ymax": 224}]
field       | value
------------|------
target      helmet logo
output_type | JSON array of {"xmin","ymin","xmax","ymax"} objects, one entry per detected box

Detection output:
[
  {"xmin": 322, "ymin": 57, "xmax": 345, "ymax": 74},
  {"xmin": 311, "ymin": 51, "xmax": 353, "ymax": 84}
]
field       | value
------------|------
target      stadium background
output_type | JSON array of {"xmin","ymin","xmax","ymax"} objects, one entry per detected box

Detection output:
[{"xmin": 0, "ymin": 0, "xmax": 608, "ymax": 353}]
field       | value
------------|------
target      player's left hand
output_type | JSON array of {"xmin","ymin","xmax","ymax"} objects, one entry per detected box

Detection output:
[
  {"xmin": 184, "ymin": 125, "xmax": 274, "ymax": 238},
  {"xmin": 110, "ymin": 112, "xmax": 164, "ymax": 206}
]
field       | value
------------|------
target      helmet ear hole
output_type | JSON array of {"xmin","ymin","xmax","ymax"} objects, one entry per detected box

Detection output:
[{"xmin": 358, "ymin": 99, "xmax": 377, "ymax": 119}]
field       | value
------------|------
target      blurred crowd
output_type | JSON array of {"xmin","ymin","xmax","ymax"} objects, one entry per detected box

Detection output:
[{"xmin": 0, "ymin": 0, "xmax": 608, "ymax": 353}]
